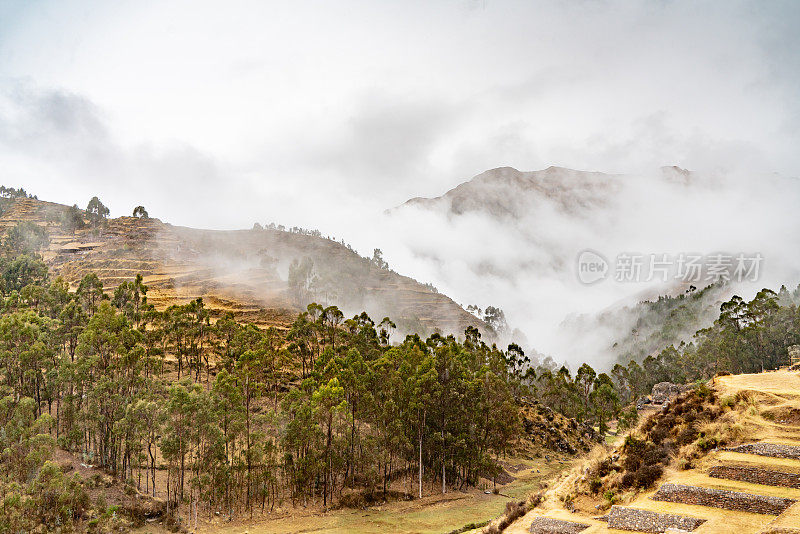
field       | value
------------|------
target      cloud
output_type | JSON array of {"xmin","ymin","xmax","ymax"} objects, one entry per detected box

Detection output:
[
  {"xmin": 383, "ymin": 165, "xmax": 800, "ymax": 368},
  {"xmin": 301, "ymin": 91, "xmax": 468, "ymax": 195},
  {"xmin": 0, "ymin": 81, "xmax": 239, "ymax": 226},
  {"xmin": 0, "ymin": 1, "xmax": 799, "ymax": 368}
]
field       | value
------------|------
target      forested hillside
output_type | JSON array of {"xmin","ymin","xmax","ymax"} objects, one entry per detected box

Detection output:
[
  {"xmin": 0, "ymin": 250, "xmax": 521, "ymax": 530},
  {"xmin": 1, "ymin": 192, "xmax": 799, "ymax": 532},
  {"xmin": 558, "ymin": 283, "xmax": 729, "ymax": 367},
  {"xmin": 0, "ymin": 195, "xmax": 532, "ymax": 531}
]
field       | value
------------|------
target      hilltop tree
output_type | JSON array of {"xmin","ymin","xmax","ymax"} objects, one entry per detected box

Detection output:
[
  {"xmin": 86, "ymin": 197, "xmax": 110, "ymax": 227},
  {"xmin": 0, "ymin": 185, "xmax": 30, "ymax": 199},
  {"xmin": 484, "ymin": 306, "xmax": 508, "ymax": 336},
  {"xmin": 370, "ymin": 248, "xmax": 389, "ymax": 270},
  {"xmin": 132, "ymin": 205, "xmax": 149, "ymax": 218},
  {"xmin": 59, "ymin": 204, "xmax": 85, "ymax": 233}
]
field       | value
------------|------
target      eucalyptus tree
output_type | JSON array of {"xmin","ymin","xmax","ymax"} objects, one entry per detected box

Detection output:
[{"xmin": 86, "ymin": 197, "xmax": 110, "ymax": 228}]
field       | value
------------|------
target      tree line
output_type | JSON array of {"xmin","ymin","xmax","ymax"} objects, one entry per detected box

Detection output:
[
  {"xmin": 0, "ymin": 252, "xmax": 524, "ymax": 528},
  {"xmin": 520, "ymin": 283, "xmax": 800, "ymax": 436}
]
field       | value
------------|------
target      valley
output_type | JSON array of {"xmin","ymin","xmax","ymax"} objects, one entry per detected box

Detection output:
[
  {"xmin": 0, "ymin": 191, "xmax": 797, "ymax": 534},
  {"xmin": 3, "ymin": 3, "xmax": 799, "ymax": 533}
]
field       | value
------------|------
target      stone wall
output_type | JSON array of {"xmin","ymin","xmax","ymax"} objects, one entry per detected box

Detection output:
[
  {"xmin": 528, "ymin": 517, "xmax": 589, "ymax": 533},
  {"xmin": 709, "ymin": 465, "xmax": 800, "ymax": 489},
  {"xmin": 725, "ymin": 443, "xmax": 800, "ymax": 460},
  {"xmin": 650, "ymin": 483, "xmax": 796, "ymax": 515},
  {"xmin": 607, "ymin": 506, "xmax": 705, "ymax": 532}
]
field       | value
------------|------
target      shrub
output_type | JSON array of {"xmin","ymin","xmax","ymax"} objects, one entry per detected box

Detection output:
[
  {"xmin": 695, "ymin": 383, "xmax": 715, "ymax": 402},
  {"xmin": 591, "ymin": 458, "xmax": 613, "ymax": 478},
  {"xmin": 650, "ymin": 426, "xmax": 668, "ymax": 444},
  {"xmin": 643, "ymin": 445, "xmax": 669, "ymax": 466},
  {"xmin": 676, "ymin": 424, "xmax": 698, "ymax": 446},
  {"xmin": 695, "ymin": 435, "xmax": 719, "ymax": 452},
  {"xmin": 622, "ymin": 436, "xmax": 648, "ymax": 471},
  {"xmin": 497, "ymin": 501, "xmax": 527, "ymax": 532},
  {"xmin": 621, "ymin": 472, "xmax": 636, "ymax": 488},
  {"xmin": 603, "ymin": 490, "xmax": 618, "ymax": 504},
  {"xmin": 634, "ymin": 464, "xmax": 663, "ymax": 488}
]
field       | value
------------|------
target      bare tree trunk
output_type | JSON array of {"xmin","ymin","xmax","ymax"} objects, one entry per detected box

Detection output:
[
  {"xmin": 419, "ymin": 432, "xmax": 423, "ymax": 499},
  {"xmin": 441, "ymin": 426, "xmax": 446, "ymax": 494}
]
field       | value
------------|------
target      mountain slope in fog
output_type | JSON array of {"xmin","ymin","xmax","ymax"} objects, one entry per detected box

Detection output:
[
  {"xmin": 397, "ymin": 165, "xmax": 624, "ymax": 218},
  {"xmin": 387, "ymin": 164, "xmax": 795, "ymax": 367},
  {"xmin": 395, "ymin": 165, "xmax": 698, "ymax": 218},
  {"xmin": 0, "ymin": 197, "xmax": 485, "ymax": 336},
  {"xmin": 559, "ymin": 282, "xmax": 730, "ymax": 367}
]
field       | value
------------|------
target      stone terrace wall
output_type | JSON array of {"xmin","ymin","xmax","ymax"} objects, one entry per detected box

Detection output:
[
  {"xmin": 528, "ymin": 517, "xmax": 589, "ymax": 533},
  {"xmin": 725, "ymin": 443, "xmax": 800, "ymax": 460},
  {"xmin": 710, "ymin": 465, "xmax": 800, "ymax": 489},
  {"xmin": 608, "ymin": 506, "xmax": 705, "ymax": 533},
  {"xmin": 651, "ymin": 483, "xmax": 796, "ymax": 515}
]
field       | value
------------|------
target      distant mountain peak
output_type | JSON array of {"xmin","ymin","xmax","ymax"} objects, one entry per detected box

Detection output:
[{"xmin": 391, "ymin": 165, "xmax": 622, "ymax": 218}]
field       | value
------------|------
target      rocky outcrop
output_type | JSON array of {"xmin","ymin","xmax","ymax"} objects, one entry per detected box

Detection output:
[
  {"xmin": 528, "ymin": 517, "xmax": 589, "ymax": 533},
  {"xmin": 724, "ymin": 443, "xmax": 800, "ymax": 460},
  {"xmin": 651, "ymin": 483, "xmax": 796, "ymax": 515},
  {"xmin": 518, "ymin": 400, "xmax": 601, "ymax": 454},
  {"xmin": 607, "ymin": 506, "xmax": 705, "ymax": 533},
  {"xmin": 637, "ymin": 382, "xmax": 693, "ymax": 409},
  {"xmin": 709, "ymin": 465, "xmax": 800, "ymax": 489}
]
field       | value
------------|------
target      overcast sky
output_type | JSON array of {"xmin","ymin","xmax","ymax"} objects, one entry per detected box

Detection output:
[
  {"xmin": 1, "ymin": 0, "xmax": 798, "ymax": 233},
  {"xmin": 2, "ymin": 1, "xmax": 800, "ymax": 361}
]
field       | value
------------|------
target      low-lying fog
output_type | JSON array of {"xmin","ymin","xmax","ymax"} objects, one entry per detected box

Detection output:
[{"xmin": 375, "ymin": 166, "xmax": 800, "ymax": 368}]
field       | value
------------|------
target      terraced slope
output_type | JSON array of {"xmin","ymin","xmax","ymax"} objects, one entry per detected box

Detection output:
[
  {"xmin": 505, "ymin": 370, "xmax": 800, "ymax": 534},
  {"xmin": 0, "ymin": 197, "xmax": 486, "ymax": 334}
]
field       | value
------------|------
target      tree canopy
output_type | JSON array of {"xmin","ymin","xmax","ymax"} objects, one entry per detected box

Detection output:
[{"xmin": 86, "ymin": 196, "xmax": 110, "ymax": 227}]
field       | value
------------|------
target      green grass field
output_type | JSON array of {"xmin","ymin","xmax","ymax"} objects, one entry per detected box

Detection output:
[{"xmin": 135, "ymin": 456, "xmax": 571, "ymax": 534}]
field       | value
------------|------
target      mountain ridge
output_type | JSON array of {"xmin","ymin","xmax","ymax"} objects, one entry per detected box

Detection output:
[{"xmin": 0, "ymin": 196, "xmax": 487, "ymax": 337}]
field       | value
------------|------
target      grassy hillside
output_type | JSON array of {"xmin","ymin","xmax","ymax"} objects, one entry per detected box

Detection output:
[
  {"xmin": 500, "ymin": 369, "xmax": 800, "ymax": 534},
  {"xmin": 0, "ymin": 196, "xmax": 485, "ymax": 336}
]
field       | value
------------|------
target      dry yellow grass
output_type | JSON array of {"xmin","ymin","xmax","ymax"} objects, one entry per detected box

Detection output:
[
  {"xmin": 715, "ymin": 451, "xmax": 800, "ymax": 471},
  {"xmin": 2, "ymin": 196, "xmax": 486, "ymax": 336},
  {"xmin": 764, "ymin": 502, "xmax": 800, "ymax": 532},
  {"xmin": 714, "ymin": 371, "xmax": 800, "ymax": 397},
  {"xmin": 505, "ymin": 370, "xmax": 800, "ymax": 534},
  {"xmin": 132, "ymin": 457, "xmax": 571, "ymax": 534}
]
